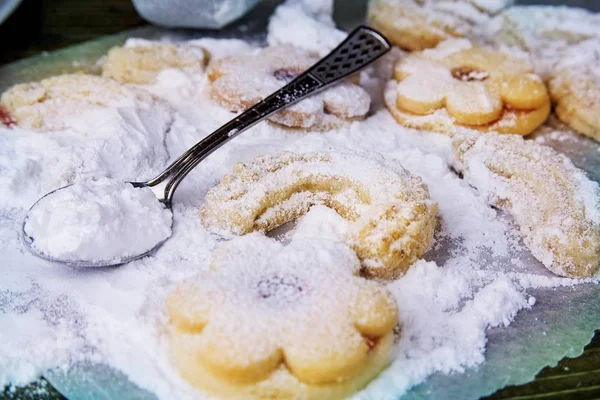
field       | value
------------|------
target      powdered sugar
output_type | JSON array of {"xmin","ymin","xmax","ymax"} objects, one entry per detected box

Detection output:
[
  {"xmin": 267, "ymin": 0, "xmax": 346, "ymax": 57},
  {"xmin": 23, "ymin": 178, "xmax": 172, "ymax": 263},
  {"xmin": 0, "ymin": 3, "xmax": 599, "ymax": 400}
]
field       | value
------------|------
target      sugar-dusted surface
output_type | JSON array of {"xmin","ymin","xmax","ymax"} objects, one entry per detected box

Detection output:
[
  {"xmin": 0, "ymin": 1, "xmax": 600, "ymax": 400},
  {"xmin": 451, "ymin": 130, "xmax": 600, "ymax": 278},
  {"xmin": 168, "ymin": 234, "xmax": 397, "ymax": 397},
  {"xmin": 207, "ymin": 45, "xmax": 371, "ymax": 129},
  {"xmin": 199, "ymin": 149, "xmax": 438, "ymax": 279}
]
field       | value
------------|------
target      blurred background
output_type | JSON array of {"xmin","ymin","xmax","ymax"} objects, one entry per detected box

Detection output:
[{"xmin": 1, "ymin": 0, "xmax": 600, "ymax": 65}]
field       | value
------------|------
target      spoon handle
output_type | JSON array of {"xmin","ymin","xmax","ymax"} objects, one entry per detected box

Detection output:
[{"xmin": 146, "ymin": 25, "xmax": 390, "ymax": 205}]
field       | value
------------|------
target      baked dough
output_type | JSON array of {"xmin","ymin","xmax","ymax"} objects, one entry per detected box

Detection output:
[
  {"xmin": 102, "ymin": 39, "xmax": 208, "ymax": 84},
  {"xmin": 548, "ymin": 40, "xmax": 600, "ymax": 142},
  {"xmin": 368, "ymin": 0, "xmax": 513, "ymax": 51},
  {"xmin": 0, "ymin": 74, "xmax": 163, "ymax": 131},
  {"xmin": 168, "ymin": 235, "xmax": 398, "ymax": 399},
  {"xmin": 452, "ymin": 130, "xmax": 600, "ymax": 278},
  {"xmin": 384, "ymin": 39, "xmax": 550, "ymax": 136},
  {"xmin": 207, "ymin": 45, "xmax": 371, "ymax": 130},
  {"xmin": 200, "ymin": 149, "xmax": 438, "ymax": 279}
]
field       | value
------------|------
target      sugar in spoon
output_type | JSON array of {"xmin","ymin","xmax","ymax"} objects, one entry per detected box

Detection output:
[{"xmin": 22, "ymin": 26, "xmax": 391, "ymax": 267}]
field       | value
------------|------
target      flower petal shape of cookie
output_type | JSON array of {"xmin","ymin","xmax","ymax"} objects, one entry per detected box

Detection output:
[
  {"xmin": 207, "ymin": 45, "xmax": 371, "ymax": 130},
  {"xmin": 548, "ymin": 40, "xmax": 600, "ymax": 143},
  {"xmin": 168, "ymin": 234, "xmax": 398, "ymax": 399},
  {"xmin": 200, "ymin": 149, "xmax": 438, "ymax": 279},
  {"xmin": 384, "ymin": 39, "xmax": 551, "ymax": 136},
  {"xmin": 368, "ymin": 0, "xmax": 513, "ymax": 51},
  {"xmin": 102, "ymin": 39, "xmax": 208, "ymax": 84},
  {"xmin": 452, "ymin": 130, "xmax": 600, "ymax": 278},
  {"xmin": 0, "ymin": 74, "xmax": 165, "ymax": 131}
]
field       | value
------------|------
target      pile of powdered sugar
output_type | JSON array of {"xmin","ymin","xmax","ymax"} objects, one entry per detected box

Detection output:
[
  {"xmin": 0, "ymin": 0, "xmax": 599, "ymax": 399},
  {"xmin": 23, "ymin": 178, "xmax": 172, "ymax": 263}
]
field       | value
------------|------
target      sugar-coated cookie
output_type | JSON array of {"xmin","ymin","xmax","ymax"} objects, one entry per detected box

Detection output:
[
  {"xmin": 483, "ymin": 6, "xmax": 600, "ymax": 79},
  {"xmin": 102, "ymin": 39, "xmax": 208, "ymax": 84},
  {"xmin": 207, "ymin": 45, "xmax": 371, "ymax": 130},
  {"xmin": 0, "ymin": 74, "xmax": 163, "ymax": 131},
  {"xmin": 452, "ymin": 130, "xmax": 600, "ymax": 278},
  {"xmin": 548, "ymin": 40, "xmax": 600, "ymax": 143},
  {"xmin": 168, "ymin": 235, "xmax": 398, "ymax": 399},
  {"xmin": 200, "ymin": 149, "xmax": 438, "ymax": 279},
  {"xmin": 384, "ymin": 39, "xmax": 550, "ymax": 136},
  {"xmin": 368, "ymin": 0, "xmax": 513, "ymax": 51}
]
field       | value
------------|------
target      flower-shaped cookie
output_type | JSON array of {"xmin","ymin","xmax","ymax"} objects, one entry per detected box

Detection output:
[
  {"xmin": 207, "ymin": 45, "xmax": 371, "ymax": 130},
  {"xmin": 168, "ymin": 234, "xmax": 398, "ymax": 399},
  {"xmin": 102, "ymin": 39, "xmax": 208, "ymax": 84},
  {"xmin": 384, "ymin": 39, "xmax": 551, "ymax": 136}
]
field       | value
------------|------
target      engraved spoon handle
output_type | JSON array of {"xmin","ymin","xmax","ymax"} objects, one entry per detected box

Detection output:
[{"xmin": 144, "ymin": 26, "xmax": 390, "ymax": 205}]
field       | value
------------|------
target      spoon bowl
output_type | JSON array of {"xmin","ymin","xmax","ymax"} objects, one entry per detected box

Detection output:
[{"xmin": 22, "ymin": 182, "xmax": 174, "ymax": 267}]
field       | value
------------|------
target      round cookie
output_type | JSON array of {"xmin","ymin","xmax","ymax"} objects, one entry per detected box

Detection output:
[
  {"xmin": 102, "ymin": 39, "xmax": 208, "ymax": 84},
  {"xmin": 168, "ymin": 234, "xmax": 398, "ymax": 399},
  {"xmin": 0, "ymin": 74, "xmax": 163, "ymax": 131},
  {"xmin": 548, "ymin": 40, "xmax": 600, "ymax": 143},
  {"xmin": 452, "ymin": 130, "xmax": 600, "ymax": 278},
  {"xmin": 200, "ymin": 149, "xmax": 438, "ymax": 279},
  {"xmin": 384, "ymin": 39, "xmax": 551, "ymax": 136},
  {"xmin": 207, "ymin": 45, "xmax": 371, "ymax": 130},
  {"xmin": 368, "ymin": 0, "xmax": 513, "ymax": 51}
]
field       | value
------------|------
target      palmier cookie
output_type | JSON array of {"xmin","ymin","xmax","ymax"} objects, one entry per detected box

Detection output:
[
  {"xmin": 0, "ymin": 74, "xmax": 162, "ymax": 131},
  {"xmin": 548, "ymin": 40, "xmax": 600, "ymax": 143},
  {"xmin": 384, "ymin": 39, "xmax": 551, "ymax": 136},
  {"xmin": 102, "ymin": 39, "xmax": 208, "ymax": 84},
  {"xmin": 207, "ymin": 45, "xmax": 371, "ymax": 130},
  {"xmin": 168, "ymin": 234, "xmax": 398, "ymax": 399},
  {"xmin": 200, "ymin": 149, "xmax": 438, "ymax": 279},
  {"xmin": 452, "ymin": 131, "xmax": 600, "ymax": 278},
  {"xmin": 368, "ymin": 0, "xmax": 513, "ymax": 51}
]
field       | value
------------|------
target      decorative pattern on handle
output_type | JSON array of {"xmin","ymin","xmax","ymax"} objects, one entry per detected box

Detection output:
[{"xmin": 309, "ymin": 26, "xmax": 390, "ymax": 85}]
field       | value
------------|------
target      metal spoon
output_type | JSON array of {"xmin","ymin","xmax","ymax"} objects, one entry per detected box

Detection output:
[{"xmin": 22, "ymin": 26, "xmax": 391, "ymax": 267}]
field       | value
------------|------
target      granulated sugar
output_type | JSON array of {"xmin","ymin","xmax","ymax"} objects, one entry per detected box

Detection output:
[{"xmin": 0, "ymin": 1, "xmax": 599, "ymax": 399}]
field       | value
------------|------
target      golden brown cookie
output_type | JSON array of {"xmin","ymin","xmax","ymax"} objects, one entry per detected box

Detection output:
[
  {"xmin": 0, "ymin": 74, "xmax": 162, "ymax": 131},
  {"xmin": 168, "ymin": 235, "xmax": 398, "ymax": 399},
  {"xmin": 199, "ymin": 149, "xmax": 438, "ymax": 279},
  {"xmin": 384, "ymin": 39, "xmax": 551, "ymax": 136},
  {"xmin": 548, "ymin": 40, "xmax": 600, "ymax": 143},
  {"xmin": 102, "ymin": 39, "xmax": 208, "ymax": 84},
  {"xmin": 452, "ymin": 130, "xmax": 600, "ymax": 278},
  {"xmin": 207, "ymin": 45, "xmax": 371, "ymax": 130},
  {"xmin": 368, "ymin": 0, "xmax": 513, "ymax": 51}
]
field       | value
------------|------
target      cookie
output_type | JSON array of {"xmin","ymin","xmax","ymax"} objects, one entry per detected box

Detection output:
[
  {"xmin": 384, "ymin": 39, "xmax": 550, "ymax": 136},
  {"xmin": 452, "ymin": 130, "xmax": 600, "ymax": 278},
  {"xmin": 368, "ymin": 0, "xmax": 513, "ymax": 51},
  {"xmin": 207, "ymin": 45, "xmax": 371, "ymax": 130},
  {"xmin": 168, "ymin": 234, "xmax": 398, "ymax": 399},
  {"xmin": 0, "ymin": 74, "xmax": 163, "ymax": 131},
  {"xmin": 102, "ymin": 39, "xmax": 208, "ymax": 84},
  {"xmin": 200, "ymin": 149, "xmax": 438, "ymax": 279},
  {"xmin": 483, "ymin": 6, "xmax": 600, "ymax": 79},
  {"xmin": 548, "ymin": 40, "xmax": 600, "ymax": 143}
]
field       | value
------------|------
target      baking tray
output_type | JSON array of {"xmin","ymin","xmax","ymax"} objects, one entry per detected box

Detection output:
[{"xmin": 1, "ymin": 1, "xmax": 599, "ymax": 399}]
